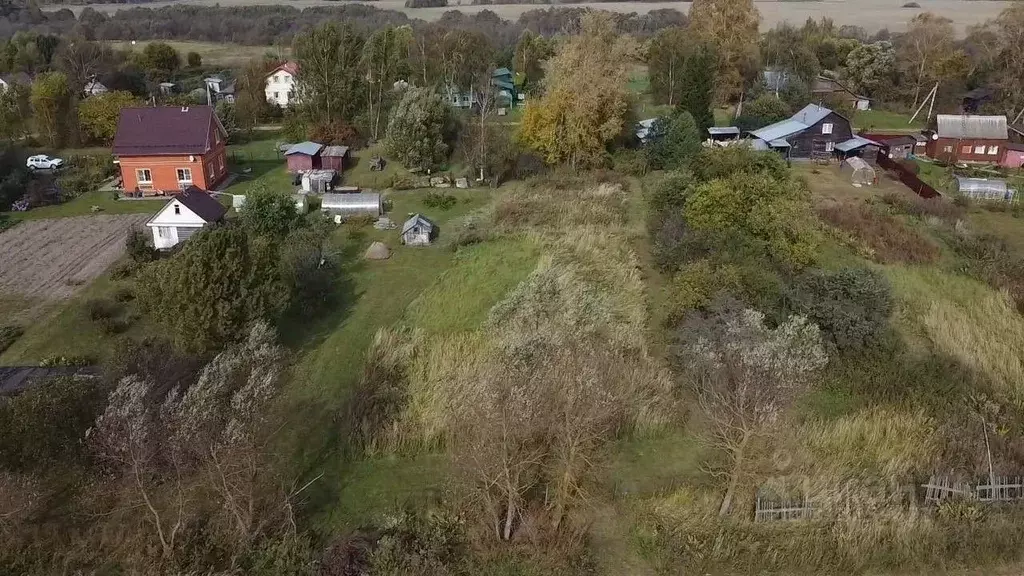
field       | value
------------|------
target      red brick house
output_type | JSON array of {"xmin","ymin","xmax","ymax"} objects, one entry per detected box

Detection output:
[
  {"xmin": 113, "ymin": 106, "xmax": 229, "ymax": 196},
  {"xmin": 925, "ymin": 114, "xmax": 1008, "ymax": 164}
]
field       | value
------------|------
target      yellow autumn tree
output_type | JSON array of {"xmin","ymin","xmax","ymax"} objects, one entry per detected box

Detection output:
[
  {"xmin": 518, "ymin": 13, "xmax": 636, "ymax": 171},
  {"xmin": 688, "ymin": 0, "xmax": 760, "ymax": 103}
]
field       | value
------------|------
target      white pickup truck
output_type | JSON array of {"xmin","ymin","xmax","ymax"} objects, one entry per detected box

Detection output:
[{"xmin": 26, "ymin": 155, "xmax": 64, "ymax": 171}]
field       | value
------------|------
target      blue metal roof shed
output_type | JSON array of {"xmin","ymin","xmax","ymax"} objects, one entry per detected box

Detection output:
[{"xmin": 286, "ymin": 141, "xmax": 325, "ymax": 156}]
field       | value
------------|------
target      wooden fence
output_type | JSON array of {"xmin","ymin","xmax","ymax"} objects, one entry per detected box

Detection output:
[{"xmin": 876, "ymin": 151, "xmax": 942, "ymax": 199}]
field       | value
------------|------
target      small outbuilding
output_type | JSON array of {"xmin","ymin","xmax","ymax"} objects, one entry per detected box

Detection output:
[
  {"xmin": 842, "ymin": 156, "xmax": 876, "ymax": 186},
  {"xmin": 401, "ymin": 214, "xmax": 436, "ymax": 246},
  {"xmin": 146, "ymin": 188, "xmax": 227, "ymax": 249},
  {"xmin": 285, "ymin": 141, "xmax": 325, "ymax": 172},
  {"xmin": 880, "ymin": 135, "xmax": 918, "ymax": 160},
  {"xmin": 1001, "ymin": 143, "xmax": 1024, "ymax": 169},
  {"xmin": 321, "ymin": 146, "xmax": 350, "ymax": 172},
  {"xmin": 954, "ymin": 176, "xmax": 1015, "ymax": 201},
  {"xmin": 321, "ymin": 192, "xmax": 382, "ymax": 218},
  {"xmin": 708, "ymin": 127, "xmax": 741, "ymax": 141},
  {"xmin": 364, "ymin": 241, "xmax": 391, "ymax": 260},
  {"xmin": 301, "ymin": 169, "xmax": 337, "ymax": 193}
]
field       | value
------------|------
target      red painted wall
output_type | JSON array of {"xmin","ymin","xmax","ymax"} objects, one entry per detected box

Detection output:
[
  {"xmin": 287, "ymin": 153, "xmax": 320, "ymax": 172},
  {"xmin": 1002, "ymin": 149, "xmax": 1024, "ymax": 169},
  {"xmin": 927, "ymin": 137, "xmax": 1008, "ymax": 163}
]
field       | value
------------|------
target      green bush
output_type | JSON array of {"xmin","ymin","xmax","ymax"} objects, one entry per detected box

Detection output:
[
  {"xmin": 788, "ymin": 268, "xmax": 893, "ymax": 354},
  {"xmin": 612, "ymin": 148, "xmax": 648, "ymax": 177},
  {"xmin": 39, "ymin": 354, "xmax": 93, "ymax": 367},
  {"xmin": 423, "ymin": 191, "xmax": 457, "ymax": 210},
  {"xmin": 0, "ymin": 325, "xmax": 23, "ymax": 355},
  {"xmin": 126, "ymin": 226, "xmax": 157, "ymax": 263},
  {"xmin": 84, "ymin": 298, "xmax": 121, "ymax": 322}
]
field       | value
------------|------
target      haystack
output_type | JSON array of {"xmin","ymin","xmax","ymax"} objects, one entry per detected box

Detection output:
[{"xmin": 364, "ymin": 241, "xmax": 392, "ymax": 260}]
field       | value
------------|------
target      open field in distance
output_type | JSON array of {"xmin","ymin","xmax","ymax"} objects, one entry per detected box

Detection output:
[
  {"xmin": 50, "ymin": 0, "xmax": 1015, "ymax": 33},
  {"xmin": 108, "ymin": 40, "xmax": 290, "ymax": 66}
]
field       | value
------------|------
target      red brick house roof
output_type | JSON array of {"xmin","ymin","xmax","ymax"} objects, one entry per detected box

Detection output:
[{"xmin": 113, "ymin": 106, "xmax": 223, "ymax": 156}]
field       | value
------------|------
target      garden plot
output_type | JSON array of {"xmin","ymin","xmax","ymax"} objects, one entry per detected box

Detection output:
[{"xmin": 0, "ymin": 215, "xmax": 149, "ymax": 300}]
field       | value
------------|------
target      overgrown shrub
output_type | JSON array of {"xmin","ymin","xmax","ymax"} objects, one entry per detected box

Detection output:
[
  {"xmin": 126, "ymin": 226, "xmax": 157, "ymax": 263},
  {"xmin": 109, "ymin": 260, "xmax": 140, "ymax": 280},
  {"xmin": 424, "ymin": 191, "xmax": 457, "ymax": 210},
  {"xmin": 0, "ymin": 376, "xmax": 107, "ymax": 471},
  {"xmin": 880, "ymin": 191, "xmax": 965, "ymax": 224},
  {"xmin": 612, "ymin": 148, "xmax": 648, "ymax": 176},
  {"xmin": 0, "ymin": 325, "xmax": 23, "ymax": 355},
  {"xmin": 39, "ymin": 354, "xmax": 93, "ymax": 367},
  {"xmin": 84, "ymin": 298, "xmax": 121, "ymax": 322},
  {"xmin": 788, "ymin": 268, "xmax": 893, "ymax": 354},
  {"xmin": 817, "ymin": 203, "xmax": 940, "ymax": 264}
]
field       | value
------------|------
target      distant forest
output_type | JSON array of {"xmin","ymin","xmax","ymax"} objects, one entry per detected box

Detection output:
[{"xmin": 0, "ymin": 0, "xmax": 687, "ymax": 46}]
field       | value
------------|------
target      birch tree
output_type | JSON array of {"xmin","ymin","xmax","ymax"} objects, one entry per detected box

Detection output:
[
  {"xmin": 294, "ymin": 23, "xmax": 365, "ymax": 129},
  {"xmin": 688, "ymin": 0, "xmax": 760, "ymax": 102},
  {"xmin": 361, "ymin": 26, "xmax": 412, "ymax": 141},
  {"xmin": 897, "ymin": 13, "xmax": 958, "ymax": 110},
  {"xmin": 674, "ymin": 301, "xmax": 827, "ymax": 516},
  {"xmin": 647, "ymin": 27, "xmax": 691, "ymax": 107}
]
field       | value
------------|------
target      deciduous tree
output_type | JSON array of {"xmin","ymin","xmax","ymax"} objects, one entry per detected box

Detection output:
[
  {"xmin": 140, "ymin": 42, "xmax": 181, "ymax": 82},
  {"xmin": 646, "ymin": 110, "xmax": 702, "ymax": 170},
  {"xmin": 518, "ymin": 12, "xmax": 636, "ymax": 170},
  {"xmin": 688, "ymin": 0, "xmax": 760, "ymax": 102},
  {"xmin": 241, "ymin": 184, "xmax": 298, "ymax": 238},
  {"xmin": 383, "ymin": 86, "xmax": 452, "ymax": 171},
  {"xmin": 647, "ymin": 26, "xmax": 691, "ymax": 107},
  {"xmin": 0, "ymin": 82, "xmax": 31, "ymax": 141},
  {"xmin": 842, "ymin": 41, "xmax": 896, "ymax": 100},
  {"xmin": 513, "ymin": 30, "xmax": 553, "ymax": 93},
  {"xmin": 361, "ymin": 26, "xmax": 412, "ymax": 141},
  {"xmin": 897, "ymin": 13, "xmax": 961, "ymax": 110},
  {"xmin": 30, "ymin": 71, "xmax": 74, "ymax": 148},
  {"xmin": 294, "ymin": 23, "xmax": 365, "ymax": 130},
  {"xmin": 674, "ymin": 300, "xmax": 827, "ymax": 516},
  {"xmin": 78, "ymin": 90, "xmax": 142, "ymax": 144}
]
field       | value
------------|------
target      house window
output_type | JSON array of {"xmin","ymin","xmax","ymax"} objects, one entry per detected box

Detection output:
[
  {"xmin": 273, "ymin": 91, "xmax": 279, "ymax": 99},
  {"xmin": 136, "ymin": 169, "xmax": 152, "ymax": 184},
  {"xmin": 825, "ymin": 141, "xmax": 835, "ymax": 152},
  {"xmin": 962, "ymin": 145, "xmax": 973, "ymax": 154},
  {"xmin": 822, "ymin": 123, "xmax": 834, "ymax": 135},
  {"xmin": 173, "ymin": 204, "xmax": 181, "ymax": 216},
  {"xmin": 176, "ymin": 168, "xmax": 192, "ymax": 183},
  {"xmin": 975, "ymin": 145, "xmax": 986, "ymax": 155},
  {"xmin": 218, "ymin": 155, "xmax": 225, "ymax": 171},
  {"xmin": 988, "ymin": 146, "xmax": 999, "ymax": 155},
  {"xmin": 943, "ymin": 146, "xmax": 953, "ymax": 153}
]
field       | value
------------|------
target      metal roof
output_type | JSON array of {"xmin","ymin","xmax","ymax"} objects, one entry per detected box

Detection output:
[
  {"xmin": 322, "ymin": 145, "xmax": 349, "ymax": 157},
  {"xmin": 835, "ymin": 136, "xmax": 881, "ymax": 152},
  {"xmin": 402, "ymin": 214, "xmax": 435, "ymax": 234},
  {"xmin": 286, "ymin": 141, "xmax": 325, "ymax": 156},
  {"xmin": 936, "ymin": 115, "xmax": 1008, "ymax": 140},
  {"xmin": 751, "ymin": 119, "xmax": 807, "ymax": 143},
  {"xmin": 769, "ymin": 138, "xmax": 791, "ymax": 148},
  {"xmin": 792, "ymin": 104, "xmax": 834, "ymax": 126},
  {"xmin": 708, "ymin": 127, "xmax": 740, "ymax": 135},
  {"xmin": 113, "ymin": 106, "xmax": 217, "ymax": 156}
]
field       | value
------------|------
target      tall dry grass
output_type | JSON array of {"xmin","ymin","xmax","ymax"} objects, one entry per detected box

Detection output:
[{"xmin": 817, "ymin": 204, "xmax": 940, "ymax": 264}]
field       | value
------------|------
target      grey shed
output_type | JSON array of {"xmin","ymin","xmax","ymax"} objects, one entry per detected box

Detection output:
[
  {"xmin": 954, "ymin": 176, "xmax": 1015, "ymax": 201},
  {"xmin": 320, "ymin": 192, "xmax": 382, "ymax": 217},
  {"xmin": 401, "ymin": 214, "xmax": 436, "ymax": 246}
]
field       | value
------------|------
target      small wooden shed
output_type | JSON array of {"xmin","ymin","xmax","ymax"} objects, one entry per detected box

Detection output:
[
  {"xmin": 401, "ymin": 214, "xmax": 436, "ymax": 246},
  {"xmin": 285, "ymin": 141, "xmax": 324, "ymax": 172},
  {"xmin": 321, "ymin": 145, "xmax": 350, "ymax": 172}
]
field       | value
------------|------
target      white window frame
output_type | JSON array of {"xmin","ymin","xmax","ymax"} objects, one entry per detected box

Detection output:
[
  {"xmin": 176, "ymin": 168, "xmax": 192, "ymax": 183},
  {"xmin": 821, "ymin": 123, "xmax": 834, "ymax": 135},
  {"xmin": 173, "ymin": 203, "xmax": 181, "ymax": 216},
  {"xmin": 962, "ymin": 145, "xmax": 973, "ymax": 154},
  {"xmin": 943, "ymin": 146, "xmax": 953, "ymax": 153},
  {"xmin": 975, "ymin": 145, "xmax": 986, "ymax": 155},
  {"xmin": 157, "ymin": 226, "xmax": 172, "ymax": 238},
  {"xmin": 825, "ymin": 141, "xmax": 835, "ymax": 152},
  {"xmin": 988, "ymin": 146, "xmax": 999, "ymax": 155},
  {"xmin": 273, "ymin": 91, "xmax": 279, "ymax": 99},
  {"xmin": 136, "ymin": 169, "xmax": 153, "ymax": 188}
]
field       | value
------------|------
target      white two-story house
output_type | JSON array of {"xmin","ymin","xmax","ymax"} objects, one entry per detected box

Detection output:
[{"xmin": 265, "ymin": 62, "xmax": 298, "ymax": 108}]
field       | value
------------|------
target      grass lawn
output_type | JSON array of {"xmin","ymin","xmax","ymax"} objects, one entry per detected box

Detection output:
[
  {"xmin": 106, "ymin": 40, "xmax": 288, "ymax": 67},
  {"xmin": 914, "ymin": 159, "xmax": 956, "ymax": 194},
  {"xmin": 0, "ymin": 273, "xmax": 147, "ymax": 364},
  {"xmin": 852, "ymin": 109, "xmax": 925, "ymax": 131},
  {"xmin": 273, "ymin": 187, "xmax": 499, "ymax": 533},
  {"xmin": 1, "ymin": 190, "xmax": 163, "ymax": 222}
]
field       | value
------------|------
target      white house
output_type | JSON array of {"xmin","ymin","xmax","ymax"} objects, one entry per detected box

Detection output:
[
  {"xmin": 265, "ymin": 61, "xmax": 298, "ymax": 108},
  {"xmin": 145, "ymin": 188, "xmax": 227, "ymax": 250},
  {"xmin": 204, "ymin": 76, "xmax": 236, "ymax": 103}
]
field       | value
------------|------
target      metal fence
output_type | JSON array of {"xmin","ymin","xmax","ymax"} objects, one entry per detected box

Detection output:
[{"xmin": 876, "ymin": 151, "xmax": 942, "ymax": 199}]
